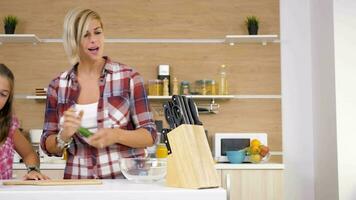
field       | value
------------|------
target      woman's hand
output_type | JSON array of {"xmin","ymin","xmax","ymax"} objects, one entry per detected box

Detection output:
[
  {"xmin": 23, "ymin": 171, "xmax": 50, "ymax": 180},
  {"xmin": 60, "ymin": 108, "xmax": 83, "ymax": 142},
  {"xmin": 88, "ymin": 128, "xmax": 120, "ymax": 148}
]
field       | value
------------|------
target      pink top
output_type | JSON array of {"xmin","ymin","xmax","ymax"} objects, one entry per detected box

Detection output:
[{"xmin": 0, "ymin": 117, "xmax": 19, "ymax": 179}]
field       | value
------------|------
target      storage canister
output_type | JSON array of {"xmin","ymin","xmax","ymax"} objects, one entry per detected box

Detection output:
[{"xmin": 148, "ymin": 79, "xmax": 163, "ymax": 96}]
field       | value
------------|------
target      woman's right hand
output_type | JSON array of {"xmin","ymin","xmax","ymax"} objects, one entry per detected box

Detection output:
[{"xmin": 60, "ymin": 108, "xmax": 83, "ymax": 142}]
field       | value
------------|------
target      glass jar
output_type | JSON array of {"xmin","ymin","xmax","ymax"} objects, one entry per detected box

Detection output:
[
  {"xmin": 195, "ymin": 80, "xmax": 207, "ymax": 95},
  {"xmin": 148, "ymin": 79, "xmax": 163, "ymax": 96},
  {"xmin": 196, "ymin": 79, "xmax": 216, "ymax": 95},
  {"xmin": 180, "ymin": 81, "xmax": 191, "ymax": 95},
  {"xmin": 209, "ymin": 80, "xmax": 217, "ymax": 95}
]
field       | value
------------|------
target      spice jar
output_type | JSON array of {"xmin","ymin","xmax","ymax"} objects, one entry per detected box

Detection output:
[
  {"xmin": 148, "ymin": 79, "xmax": 163, "ymax": 96},
  {"xmin": 180, "ymin": 81, "xmax": 191, "ymax": 95},
  {"xmin": 196, "ymin": 79, "xmax": 217, "ymax": 95},
  {"xmin": 195, "ymin": 80, "xmax": 207, "ymax": 95}
]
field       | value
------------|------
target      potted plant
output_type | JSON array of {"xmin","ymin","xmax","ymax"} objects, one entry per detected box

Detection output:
[
  {"xmin": 245, "ymin": 16, "xmax": 259, "ymax": 35},
  {"xmin": 3, "ymin": 15, "xmax": 18, "ymax": 34}
]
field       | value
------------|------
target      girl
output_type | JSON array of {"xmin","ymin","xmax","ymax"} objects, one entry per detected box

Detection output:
[{"xmin": 0, "ymin": 63, "xmax": 48, "ymax": 180}]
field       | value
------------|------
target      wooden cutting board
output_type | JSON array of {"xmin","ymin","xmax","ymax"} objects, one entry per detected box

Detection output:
[{"xmin": 3, "ymin": 179, "xmax": 103, "ymax": 186}]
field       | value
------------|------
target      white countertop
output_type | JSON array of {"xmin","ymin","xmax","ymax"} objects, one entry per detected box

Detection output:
[
  {"xmin": 0, "ymin": 179, "xmax": 226, "ymax": 200},
  {"xmin": 13, "ymin": 162, "xmax": 284, "ymax": 170},
  {"xmin": 13, "ymin": 162, "xmax": 65, "ymax": 170},
  {"xmin": 215, "ymin": 163, "xmax": 284, "ymax": 170}
]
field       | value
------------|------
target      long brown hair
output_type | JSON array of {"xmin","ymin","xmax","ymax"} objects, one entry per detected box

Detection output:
[{"xmin": 0, "ymin": 64, "xmax": 15, "ymax": 143}]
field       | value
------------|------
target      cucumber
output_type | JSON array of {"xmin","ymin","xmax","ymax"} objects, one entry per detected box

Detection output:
[{"xmin": 78, "ymin": 127, "xmax": 93, "ymax": 138}]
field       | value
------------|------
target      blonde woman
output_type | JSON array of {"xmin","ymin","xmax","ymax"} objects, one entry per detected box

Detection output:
[{"xmin": 40, "ymin": 8, "xmax": 157, "ymax": 179}]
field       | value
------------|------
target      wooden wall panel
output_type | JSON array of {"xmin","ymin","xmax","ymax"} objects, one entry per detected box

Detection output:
[
  {"xmin": 0, "ymin": 0, "xmax": 279, "ymax": 38},
  {"xmin": 1, "ymin": 43, "xmax": 280, "ymax": 94},
  {"xmin": 0, "ymin": 0, "xmax": 282, "ymax": 154}
]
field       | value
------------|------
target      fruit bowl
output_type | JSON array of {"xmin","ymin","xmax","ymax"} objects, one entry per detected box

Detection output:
[
  {"xmin": 120, "ymin": 158, "xmax": 167, "ymax": 183},
  {"xmin": 245, "ymin": 139, "xmax": 271, "ymax": 163}
]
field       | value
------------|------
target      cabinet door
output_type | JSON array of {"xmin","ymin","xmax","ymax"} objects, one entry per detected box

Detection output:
[
  {"xmin": 12, "ymin": 169, "xmax": 64, "ymax": 179},
  {"xmin": 221, "ymin": 169, "xmax": 283, "ymax": 200}
]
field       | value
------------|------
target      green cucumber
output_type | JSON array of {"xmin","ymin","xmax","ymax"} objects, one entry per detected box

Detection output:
[{"xmin": 78, "ymin": 127, "xmax": 93, "ymax": 138}]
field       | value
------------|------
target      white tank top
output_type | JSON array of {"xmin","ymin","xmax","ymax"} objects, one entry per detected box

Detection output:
[{"xmin": 74, "ymin": 102, "xmax": 98, "ymax": 133}]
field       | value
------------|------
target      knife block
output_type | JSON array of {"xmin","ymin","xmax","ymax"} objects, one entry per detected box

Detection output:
[{"xmin": 165, "ymin": 124, "xmax": 219, "ymax": 189}]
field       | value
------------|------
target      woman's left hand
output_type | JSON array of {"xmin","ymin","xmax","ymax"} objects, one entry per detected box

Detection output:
[
  {"xmin": 23, "ymin": 171, "xmax": 50, "ymax": 180},
  {"xmin": 88, "ymin": 128, "xmax": 119, "ymax": 148}
]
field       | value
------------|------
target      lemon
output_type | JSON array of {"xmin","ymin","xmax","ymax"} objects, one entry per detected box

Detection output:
[
  {"xmin": 250, "ymin": 145, "xmax": 260, "ymax": 154},
  {"xmin": 250, "ymin": 139, "xmax": 261, "ymax": 147},
  {"xmin": 250, "ymin": 154, "xmax": 261, "ymax": 163}
]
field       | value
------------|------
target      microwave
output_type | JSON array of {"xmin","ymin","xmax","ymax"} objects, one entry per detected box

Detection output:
[{"xmin": 213, "ymin": 133, "xmax": 267, "ymax": 163}]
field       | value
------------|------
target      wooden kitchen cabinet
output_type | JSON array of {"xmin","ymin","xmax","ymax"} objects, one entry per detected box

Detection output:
[
  {"xmin": 220, "ymin": 169, "xmax": 283, "ymax": 200},
  {"xmin": 12, "ymin": 169, "xmax": 64, "ymax": 179}
]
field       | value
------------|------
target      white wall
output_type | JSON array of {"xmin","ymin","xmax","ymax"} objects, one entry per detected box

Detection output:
[
  {"xmin": 283, "ymin": 0, "xmax": 356, "ymax": 199},
  {"xmin": 310, "ymin": 0, "xmax": 339, "ymax": 199},
  {"xmin": 334, "ymin": 1, "xmax": 356, "ymax": 199},
  {"xmin": 280, "ymin": 0, "xmax": 315, "ymax": 199}
]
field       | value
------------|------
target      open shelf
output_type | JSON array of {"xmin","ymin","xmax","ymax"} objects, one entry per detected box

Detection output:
[
  {"xmin": 148, "ymin": 95, "xmax": 235, "ymax": 100},
  {"xmin": 0, "ymin": 34, "xmax": 41, "ymax": 44},
  {"xmin": 1, "ymin": 34, "xmax": 279, "ymax": 45},
  {"xmin": 225, "ymin": 35, "xmax": 279, "ymax": 45},
  {"xmin": 41, "ymin": 38, "xmax": 226, "ymax": 44},
  {"xmin": 15, "ymin": 94, "xmax": 280, "ymax": 100},
  {"xmin": 15, "ymin": 95, "xmax": 46, "ymax": 100}
]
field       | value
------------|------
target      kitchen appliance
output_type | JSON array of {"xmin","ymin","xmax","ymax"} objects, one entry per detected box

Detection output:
[{"xmin": 213, "ymin": 133, "xmax": 267, "ymax": 163}]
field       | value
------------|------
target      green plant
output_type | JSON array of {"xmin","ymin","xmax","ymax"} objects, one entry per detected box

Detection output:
[
  {"xmin": 245, "ymin": 16, "xmax": 259, "ymax": 29},
  {"xmin": 3, "ymin": 15, "xmax": 18, "ymax": 27}
]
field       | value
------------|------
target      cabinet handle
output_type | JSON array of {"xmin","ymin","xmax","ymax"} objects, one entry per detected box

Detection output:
[{"xmin": 225, "ymin": 173, "xmax": 231, "ymax": 200}]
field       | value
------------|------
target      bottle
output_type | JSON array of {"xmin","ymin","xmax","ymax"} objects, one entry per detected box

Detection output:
[
  {"xmin": 210, "ymin": 80, "xmax": 217, "ymax": 95},
  {"xmin": 157, "ymin": 64, "xmax": 170, "ymax": 94},
  {"xmin": 218, "ymin": 64, "xmax": 228, "ymax": 95},
  {"xmin": 155, "ymin": 143, "xmax": 168, "ymax": 158},
  {"xmin": 163, "ymin": 78, "xmax": 169, "ymax": 96},
  {"xmin": 172, "ymin": 77, "xmax": 179, "ymax": 95}
]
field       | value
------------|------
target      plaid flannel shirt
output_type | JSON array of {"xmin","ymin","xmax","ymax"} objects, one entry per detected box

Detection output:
[
  {"xmin": 0, "ymin": 117, "xmax": 19, "ymax": 179},
  {"xmin": 40, "ymin": 57, "xmax": 157, "ymax": 179}
]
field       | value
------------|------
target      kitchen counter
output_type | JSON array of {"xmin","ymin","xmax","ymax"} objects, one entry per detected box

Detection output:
[
  {"xmin": 13, "ymin": 162, "xmax": 284, "ymax": 170},
  {"xmin": 13, "ymin": 162, "xmax": 65, "ymax": 170},
  {"xmin": 0, "ymin": 179, "xmax": 226, "ymax": 200},
  {"xmin": 215, "ymin": 162, "xmax": 284, "ymax": 170}
]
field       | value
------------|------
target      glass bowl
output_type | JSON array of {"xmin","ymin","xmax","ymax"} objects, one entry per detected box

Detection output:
[{"xmin": 120, "ymin": 158, "xmax": 167, "ymax": 183}]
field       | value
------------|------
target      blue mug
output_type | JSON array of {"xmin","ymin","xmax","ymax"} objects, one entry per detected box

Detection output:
[{"xmin": 226, "ymin": 150, "xmax": 246, "ymax": 164}]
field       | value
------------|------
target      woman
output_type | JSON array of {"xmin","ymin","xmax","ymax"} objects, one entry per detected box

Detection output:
[
  {"xmin": 0, "ymin": 63, "xmax": 48, "ymax": 180},
  {"xmin": 40, "ymin": 8, "xmax": 157, "ymax": 179}
]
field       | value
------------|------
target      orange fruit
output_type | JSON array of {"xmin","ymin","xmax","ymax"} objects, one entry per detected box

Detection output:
[{"xmin": 250, "ymin": 139, "xmax": 261, "ymax": 147}]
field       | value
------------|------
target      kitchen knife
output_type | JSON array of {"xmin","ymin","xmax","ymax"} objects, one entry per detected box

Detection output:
[
  {"xmin": 188, "ymin": 98, "xmax": 203, "ymax": 125},
  {"xmin": 181, "ymin": 95, "xmax": 194, "ymax": 124},
  {"xmin": 163, "ymin": 103, "xmax": 176, "ymax": 129},
  {"xmin": 172, "ymin": 95, "xmax": 190, "ymax": 124}
]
